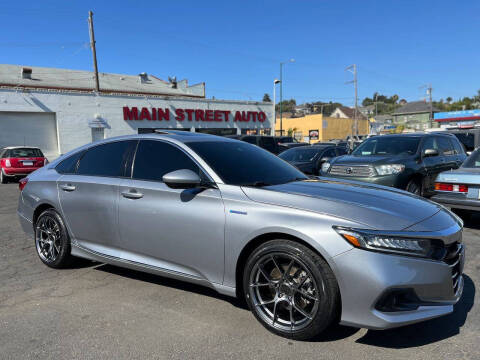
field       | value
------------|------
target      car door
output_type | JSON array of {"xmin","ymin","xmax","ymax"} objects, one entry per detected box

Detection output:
[
  {"xmin": 57, "ymin": 140, "xmax": 136, "ymax": 255},
  {"xmin": 117, "ymin": 139, "xmax": 225, "ymax": 284},
  {"xmin": 420, "ymin": 136, "xmax": 443, "ymax": 193}
]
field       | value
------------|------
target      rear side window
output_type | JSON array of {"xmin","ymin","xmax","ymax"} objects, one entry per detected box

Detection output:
[
  {"xmin": 259, "ymin": 137, "xmax": 276, "ymax": 152},
  {"xmin": 77, "ymin": 141, "xmax": 135, "ymax": 177},
  {"xmin": 8, "ymin": 148, "xmax": 43, "ymax": 157},
  {"xmin": 132, "ymin": 140, "xmax": 200, "ymax": 182},
  {"xmin": 55, "ymin": 151, "xmax": 84, "ymax": 174},
  {"xmin": 437, "ymin": 136, "xmax": 455, "ymax": 156},
  {"xmin": 453, "ymin": 133, "xmax": 474, "ymax": 151}
]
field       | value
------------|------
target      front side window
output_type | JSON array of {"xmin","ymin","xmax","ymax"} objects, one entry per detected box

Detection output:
[
  {"xmin": 322, "ymin": 148, "xmax": 337, "ymax": 159},
  {"xmin": 77, "ymin": 141, "xmax": 135, "ymax": 177},
  {"xmin": 188, "ymin": 140, "xmax": 307, "ymax": 186},
  {"xmin": 421, "ymin": 136, "xmax": 439, "ymax": 152},
  {"xmin": 436, "ymin": 136, "xmax": 455, "ymax": 156},
  {"xmin": 132, "ymin": 140, "xmax": 200, "ymax": 182},
  {"xmin": 279, "ymin": 148, "xmax": 320, "ymax": 162}
]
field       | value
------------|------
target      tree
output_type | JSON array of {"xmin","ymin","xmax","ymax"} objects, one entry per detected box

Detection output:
[
  {"xmin": 262, "ymin": 93, "xmax": 271, "ymax": 102},
  {"xmin": 446, "ymin": 97, "xmax": 453, "ymax": 104}
]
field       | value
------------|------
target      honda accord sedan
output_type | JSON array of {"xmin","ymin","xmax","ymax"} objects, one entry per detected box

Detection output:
[{"xmin": 17, "ymin": 131, "xmax": 465, "ymax": 340}]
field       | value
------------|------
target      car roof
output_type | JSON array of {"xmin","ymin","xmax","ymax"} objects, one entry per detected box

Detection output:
[{"xmin": 3, "ymin": 146, "xmax": 41, "ymax": 150}]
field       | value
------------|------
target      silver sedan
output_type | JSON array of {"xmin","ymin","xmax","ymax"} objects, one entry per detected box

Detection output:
[{"xmin": 17, "ymin": 131, "xmax": 465, "ymax": 340}]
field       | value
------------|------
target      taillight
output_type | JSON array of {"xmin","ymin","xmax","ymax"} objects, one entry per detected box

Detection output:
[
  {"xmin": 5, "ymin": 159, "xmax": 11, "ymax": 167},
  {"xmin": 435, "ymin": 182, "xmax": 468, "ymax": 193},
  {"xmin": 19, "ymin": 178, "xmax": 28, "ymax": 191}
]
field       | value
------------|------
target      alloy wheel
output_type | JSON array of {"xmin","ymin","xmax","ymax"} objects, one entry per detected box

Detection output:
[
  {"xmin": 248, "ymin": 252, "xmax": 321, "ymax": 332},
  {"xmin": 35, "ymin": 215, "xmax": 62, "ymax": 262}
]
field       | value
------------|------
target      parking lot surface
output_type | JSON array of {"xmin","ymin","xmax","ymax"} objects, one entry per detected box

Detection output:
[{"xmin": 0, "ymin": 183, "xmax": 478, "ymax": 359}]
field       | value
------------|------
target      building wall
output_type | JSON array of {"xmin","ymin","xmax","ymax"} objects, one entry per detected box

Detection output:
[
  {"xmin": 274, "ymin": 113, "xmax": 368, "ymax": 143},
  {"xmin": 0, "ymin": 88, "xmax": 273, "ymax": 157}
]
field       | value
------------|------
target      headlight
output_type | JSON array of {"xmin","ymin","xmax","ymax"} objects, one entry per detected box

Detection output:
[
  {"xmin": 334, "ymin": 227, "xmax": 445, "ymax": 259},
  {"xmin": 375, "ymin": 164, "xmax": 405, "ymax": 175},
  {"xmin": 321, "ymin": 162, "xmax": 331, "ymax": 173}
]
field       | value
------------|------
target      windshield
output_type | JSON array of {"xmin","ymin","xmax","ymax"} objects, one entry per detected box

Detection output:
[
  {"xmin": 352, "ymin": 137, "xmax": 420, "ymax": 156},
  {"xmin": 462, "ymin": 150, "xmax": 480, "ymax": 168},
  {"xmin": 279, "ymin": 148, "xmax": 320, "ymax": 162},
  {"xmin": 187, "ymin": 140, "xmax": 308, "ymax": 186}
]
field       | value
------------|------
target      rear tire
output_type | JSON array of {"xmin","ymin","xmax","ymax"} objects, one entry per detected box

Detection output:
[
  {"xmin": 34, "ymin": 208, "xmax": 73, "ymax": 268},
  {"xmin": 0, "ymin": 170, "xmax": 7, "ymax": 184},
  {"xmin": 243, "ymin": 239, "xmax": 340, "ymax": 340}
]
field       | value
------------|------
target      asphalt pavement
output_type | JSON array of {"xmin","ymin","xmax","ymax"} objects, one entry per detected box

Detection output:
[{"xmin": 0, "ymin": 183, "xmax": 478, "ymax": 359}]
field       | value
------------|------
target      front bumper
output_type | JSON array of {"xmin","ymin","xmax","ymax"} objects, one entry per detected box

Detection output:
[
  {"xmin": 325, "ymin": 173, "xmax": 409, "ymax": 189},
  {"xmin": 332, "ymin": 239, "xmax": 465, "ymax": 330},
  {"xmin": 432, "ymin": 193, "xmax": 480, "ymax": 211}
]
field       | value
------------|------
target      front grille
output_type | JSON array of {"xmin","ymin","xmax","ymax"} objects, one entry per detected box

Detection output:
[
  {"xmin": 443, "ymin": 242, "xmax": 464, "ymax": 295},
  {"xmin": 329, "ymin": 165, "xmax": 375, "ymax": 177}
]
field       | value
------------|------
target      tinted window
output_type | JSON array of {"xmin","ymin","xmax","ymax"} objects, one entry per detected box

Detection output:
[
  {"xmin": 133, "ymin": 140, "xmax": 200, "ymax": 182},
  {"xmin": 453, "ymin": 133, "xmax": 474, "ymax": 151},
  {"xmin": 259, "ymin": 137, "xmax": 276, "ymax": 152},
  {"xmin": 8, "ymin": 148, "xmax": 43, "ymax": 157},
  {"xmin": 242, "ymin": 136, "xmax": 257, "ymax": 145},
  {"xmin": 436, "ymin": 136, "xmax": 455, "ymax": 155},
  {"xmin": 451, "ymin": 137, "xmax": 465, "ymax": 154},
  {"xmin": 462, "ymin": 150, "xmax": 480, "ymax": 168},
  {"xmin": 55, "ymin": 151, "xmax": 84, "ymax": 174},
  {"xmin": 77, "ymin": 141, "xmax": 135, "ymax": 177},
  {"xmin": 188, "ymin": 141, "xmax": 307, "ymax": 186},
  {"xmin": 336, "ymin": 147, "xmax": 348, "ymax": 156},
  {"xmin": 322, "ymin": 148, "xmax": 337, "ymax": 158},
  {"xmin": 279, "ymin": 147, "xmax": 320, "ymax": 162},
  {"xmin": 352, "ymin": 137, "xmax": 420, "ymax": 156}
]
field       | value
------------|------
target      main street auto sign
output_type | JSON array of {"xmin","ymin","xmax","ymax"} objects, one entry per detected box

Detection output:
[{"xmin": 123, "ymin": 106, "xmax": 267, "ymax": 123}]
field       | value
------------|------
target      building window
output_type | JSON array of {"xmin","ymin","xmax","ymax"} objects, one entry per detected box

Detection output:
[{"xmin": 91, "ymin": 127, "xmax": 104, "ymax": 142}]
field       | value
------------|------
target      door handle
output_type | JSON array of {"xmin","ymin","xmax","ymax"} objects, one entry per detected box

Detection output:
[
  {"xmin": 121, "ymin": 190, "xmax": 144, "ymax": 199},
  {"xmin": 60, "ymin": 184, "xmax": 76, "ymax": 192}
]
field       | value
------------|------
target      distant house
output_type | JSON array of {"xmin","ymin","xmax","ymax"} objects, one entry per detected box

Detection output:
[
  {"xmin": 358, "ymin": 105, "xmax": 375, "ymax": 117},
  {"xmin": 392, "ymin": 101, "xmax": 440, "ymax": 130},
  {"xmin": 294, "ymin": 104, "xmax": 311, "ymax": 116},
  {"xmin": 330, "ymin": 106, "xmax": 367, "ymax": 120}
]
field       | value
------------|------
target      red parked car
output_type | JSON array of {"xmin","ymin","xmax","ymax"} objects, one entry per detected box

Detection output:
[{"xmin": 0, "ymin": 147, "xmax": 48, "ymax": 184}]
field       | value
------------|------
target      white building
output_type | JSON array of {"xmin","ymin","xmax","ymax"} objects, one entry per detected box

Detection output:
[{"xmin": 0, "ymin": 64, "xmax": 273, "ymax": 159}]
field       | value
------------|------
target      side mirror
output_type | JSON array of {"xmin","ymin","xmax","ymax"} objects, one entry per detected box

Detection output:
[
  {"xmin": 423, "ymin": 148, "xmax": 439, "ymax": 157},
  {"xmin": 320, "ymin": 157, "xmax": 331, "ymax": 163},
  {"xmin": 163, "ymin": 169, "xmax": 201, "ymax": 189}
]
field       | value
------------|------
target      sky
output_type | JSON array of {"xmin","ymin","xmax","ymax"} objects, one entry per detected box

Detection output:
[{"xmin": 1, "ymin": 0, "xmax": 479, "ymax": 106}]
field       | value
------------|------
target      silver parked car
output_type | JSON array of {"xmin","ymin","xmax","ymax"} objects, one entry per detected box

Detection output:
[
  {"xmin": 432, "ymin": 148, "xmax": 480, "ymax": 217},
  {"xmin": 17, "ymin": 131, "xmax": 465, "ymax": 340}
]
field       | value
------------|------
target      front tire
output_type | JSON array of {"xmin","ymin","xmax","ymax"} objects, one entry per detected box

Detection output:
[
  {"xmin": 406, "ymin": 178, "xmax": 423, "ymax": 196},
  {"xmin": 243, "ymin": 240, "xmax": 340, "ymax": 340},
  {"xmin": 34, "ymin": 208, "xmax": 73, "ymax": 268}
]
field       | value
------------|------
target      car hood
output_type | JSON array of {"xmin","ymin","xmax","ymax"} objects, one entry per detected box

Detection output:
[
  {"xmin": 331, "ymin": 154, "xmax": 408, "ymax": 165},
  {"xmin": 241, "ymin": 179, "xmax": 442, "ymax": 230}
]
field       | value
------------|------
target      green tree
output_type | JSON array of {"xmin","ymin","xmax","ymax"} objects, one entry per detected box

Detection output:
[{"xmin": 262, "ymin": 93, "xmax": 271, "ymax": 102}]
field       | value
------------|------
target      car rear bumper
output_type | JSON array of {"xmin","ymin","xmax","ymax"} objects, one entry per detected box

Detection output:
[
  {"xmin": 3, "ymin": 167, "xmax": 39, "ymax": 176},
  {"xmin": 332, "ymin": 235, "xmax": 464, "ymax": 329},
  {"xmin": 431, "ymin": 193, "xmax": 480, "ymax": 211}
]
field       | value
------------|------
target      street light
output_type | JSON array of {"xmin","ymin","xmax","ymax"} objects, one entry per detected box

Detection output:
[
  {"xmin": 273, "ymin": 78, "xmax": 280, "ymax": 136},
  {"xmin": 279, "ymin": 58, "xmax": 295, "ymax": 136}
]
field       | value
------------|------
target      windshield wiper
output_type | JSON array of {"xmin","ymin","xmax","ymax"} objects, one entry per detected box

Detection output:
[{"xmin": 241, "ymin": 181, "xmax": 272, "ymax": 187}]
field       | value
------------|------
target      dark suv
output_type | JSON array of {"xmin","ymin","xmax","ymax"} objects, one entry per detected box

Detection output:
[{"xmin": 323, "ymin": 133, "xmax": 467, "ymax": 196}]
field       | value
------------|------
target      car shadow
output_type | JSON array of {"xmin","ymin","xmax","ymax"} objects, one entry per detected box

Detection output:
[
  {"xmin": 94, "ymin": 263, "xmax": 249, "ymax": 310},
  {"xmin": 460, "ymin": 212, "xmax": 480, "ymax": 230},
  {"xmin": 93, "ymin": 265, "xmax": 474, "ymax": 346},
  {"xmin": 355, "ymin": 274, "xmax": 475, "ymax": 348}
]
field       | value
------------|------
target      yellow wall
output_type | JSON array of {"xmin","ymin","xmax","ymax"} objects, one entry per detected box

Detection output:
[{"xmin": 275, "ymin": 113, "xmax": 368, "ymax": 143}]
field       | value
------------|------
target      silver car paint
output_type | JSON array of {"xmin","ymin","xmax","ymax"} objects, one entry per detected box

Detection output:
[{"xmin": 17, "ymin": 132, "xmax": 464, "ymax": 330}]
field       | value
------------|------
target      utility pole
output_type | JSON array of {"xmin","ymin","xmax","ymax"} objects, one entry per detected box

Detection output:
[
  {"xmin": 279, "ymin": 59, "xmax": 295, "ymax": 136},
  {"xmin": 345, "ymin": 64, "xmax": 358, "ymax": 138},
  {"xmin": 428, "ymin": 84, "xmax": 433, "ymax": 128},
  {"xmin": 88, "ymin": 11, "xmax": 100, "ymax": 92}
]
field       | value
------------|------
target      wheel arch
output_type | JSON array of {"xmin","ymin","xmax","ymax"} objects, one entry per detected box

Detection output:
[
  {"xmin": 32, "ymin": 202, "xmax": 56, "ymax": 226},
  {"xmin": 234, "ymin": 232, "xmax": 338, "ymax": 302}
]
